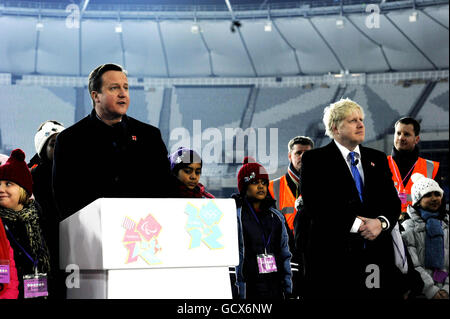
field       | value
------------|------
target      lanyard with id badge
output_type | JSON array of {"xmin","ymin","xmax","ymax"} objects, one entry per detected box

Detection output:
[
  {"xmin": 390, "ymin": 158, "xmax": 417, "ymax": 205},
  {"xmin": 246, "ymin": 201, "xmax": 278, "ymax": 274},
  {"xmin": 5, "ymin": 226, "xmax": 48, "ymax": 298},
  {"xmin": 0, "ymin": 259, "xmax": 10, "ymax": 285}
]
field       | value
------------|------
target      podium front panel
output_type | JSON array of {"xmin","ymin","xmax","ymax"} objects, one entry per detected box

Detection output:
[{"xmin": 61, "ymin": 198, "xmax": 239, "ymax": 270}]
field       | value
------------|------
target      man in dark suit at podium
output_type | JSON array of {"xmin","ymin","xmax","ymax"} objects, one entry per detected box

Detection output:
[
  {"xmin": 298, "ymin": 98, "xmax": 401, "ymax": 299},
  {"xmin": 53, "ymin": 63, "xmax": 176, "ymax": 220}
]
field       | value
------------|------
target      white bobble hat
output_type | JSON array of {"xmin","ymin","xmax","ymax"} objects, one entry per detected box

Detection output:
[
  {"xmin": 34, "ymin": 121, "xmax": 65, "ymax": 157},
  {"xmin": 410, "ymin": 173, "xmax": 443, "ymax": 206},
  {"xmin": 0, "ymin": 153, "xmax": 8, "ymax": 165}
]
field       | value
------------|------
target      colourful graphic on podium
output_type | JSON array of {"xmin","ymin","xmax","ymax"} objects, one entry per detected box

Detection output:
[
  {"xmin": 122, "ymin": 214, "xmax": 162, "ymax": 265},
  {"xmin": 185, "ymin": 201, "xmax": 224, "ymax": 249}
]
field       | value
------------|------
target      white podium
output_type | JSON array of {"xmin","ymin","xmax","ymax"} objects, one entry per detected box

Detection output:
[{"xmin": 60, "ymin": 198, "xmax": 239, "ymax": 299}]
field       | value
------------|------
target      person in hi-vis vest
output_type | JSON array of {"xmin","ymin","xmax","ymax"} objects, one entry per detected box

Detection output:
[
  {"xmin": 269, "ymin": 136, "xmax": 314, "ymax": 237},
  {"xmin": 268, "ymin": 136, "xmax": 313, "ymax": 299},
  {"xmin": 388, "ymin": 117, "xmax": 441, "ymax": 221}
]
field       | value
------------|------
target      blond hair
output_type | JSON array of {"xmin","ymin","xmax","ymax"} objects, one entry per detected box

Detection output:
[
  {"xmin": 18, "ymin": 186, "xmax": 31, "ymax": 206},
  {"xmin": 323, "ymin": 98, "xmax": 365, "ymax": 138}
]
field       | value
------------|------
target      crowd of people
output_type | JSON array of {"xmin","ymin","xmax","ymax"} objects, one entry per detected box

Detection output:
[{"xmin": 0, "ymin": 63, "xmax": 447, "ymax": 300}]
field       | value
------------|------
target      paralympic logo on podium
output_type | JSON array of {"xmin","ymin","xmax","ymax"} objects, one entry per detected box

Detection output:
[{"xmin": 121, "ymin": 214, "xmax": 163, "ymax": 265}]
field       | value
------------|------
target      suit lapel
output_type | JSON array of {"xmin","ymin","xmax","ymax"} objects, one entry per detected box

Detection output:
[
  {"xmin": 327, "ymin": 141, "xmax": 359, "ymax": 191},
  {"xmin": 360, "ymin": 146, "xmax": 370, "ymax": 187},
  {"xmin": 360, "ymin": 145, "xmax": 379, "ymax": 200}
]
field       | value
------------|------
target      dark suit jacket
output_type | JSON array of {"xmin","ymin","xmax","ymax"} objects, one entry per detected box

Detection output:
[
  {"xmin": 53, "ymin": 109, "xmax": 177, "ymax": 220},
  {"xmin": 298, "ymin": 141, "xmax": 401, "ymax": 298}
]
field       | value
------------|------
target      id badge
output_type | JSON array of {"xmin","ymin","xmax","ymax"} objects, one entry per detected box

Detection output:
[
  {"xmin": 0, "ymin": 260, "xmax": 10, "ymax": 284},
  {"xmin": 398, "ymin": 191, "xmax": 408, "ymax": 205},
  {"xmin": 433, "ymin": 269, "xmax": 448, "ymax": 284},
  {"xmin": 257, "ymin": 254, "xmax": 277, "ymax": 274},
  {"xmin": 23, "ymin": 273, "xmax": 48, "ymax": 299}
]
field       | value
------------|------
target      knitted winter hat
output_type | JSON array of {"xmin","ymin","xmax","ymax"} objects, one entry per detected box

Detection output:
[
  {"xmin": 34, "ymin": 121, "xmax": 65, "ymax": 157},
  {"xmin": 237, "ymin": 156, "xmax": 269, "ymax": 194},
  {"xmin": 0, "ymin": 149, "xmax": 33, "ymax": 196},
  {"xmin": 168, "ymin": 147, "xmax": 202, "ymax": 173},
  {"xmin": 410, "ymin": 173, "xmax": 443, "ymax": 206}
]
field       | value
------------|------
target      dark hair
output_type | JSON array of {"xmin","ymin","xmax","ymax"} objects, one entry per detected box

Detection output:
[
  {"xmin": 395, "ymin": 117, "xmax": 421, "ymax": 136},
  {"xmin": 88, "ymin": 63, "xmax": 127, "ymax": 106},
  {"xmin": 288, "ymin": 136, "xmax": 314, "ymax": 151}
]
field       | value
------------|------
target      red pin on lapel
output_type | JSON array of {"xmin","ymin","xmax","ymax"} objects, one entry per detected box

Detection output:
[
  {"xmin": 132, "ymin": 135, "xmax": 137, "ymax": 141},
  {"xmin": 371, "ymin": 162, "xmax": 375, "ymax": 167}
]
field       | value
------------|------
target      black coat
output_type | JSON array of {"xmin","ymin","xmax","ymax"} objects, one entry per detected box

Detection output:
[
  {"xmin": 32, "ymin": 161, "xmax": 65, "ymax": 298},
  {"xmin": 53, "ymin": 109, "xmax": 177, "ymax": 220},
  {"xmin": 299, "ymin": 141, "xmax": 401, "ymax": 299}
]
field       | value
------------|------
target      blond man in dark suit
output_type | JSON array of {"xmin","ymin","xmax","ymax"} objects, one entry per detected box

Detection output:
[{"xmin": 299, "ymin": 98, "xmax": 401, "ymax": 299}]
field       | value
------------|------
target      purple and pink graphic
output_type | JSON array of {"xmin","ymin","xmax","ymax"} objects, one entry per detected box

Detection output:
[{"xmin": 122, "ymin": 214, "xmax": 162, "ymax": 265}]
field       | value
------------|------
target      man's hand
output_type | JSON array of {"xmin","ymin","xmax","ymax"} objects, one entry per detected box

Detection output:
[{"xmin": 357, "ymin": 216, "xmax": 382, "ymax": 241}]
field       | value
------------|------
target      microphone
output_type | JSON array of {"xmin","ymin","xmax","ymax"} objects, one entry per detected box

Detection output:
[{"xmin": 352, "ymin": 159, "xmax": 359, "ymax": 166}]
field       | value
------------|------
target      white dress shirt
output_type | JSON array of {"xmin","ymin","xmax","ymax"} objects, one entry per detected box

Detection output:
[
  {"xmin": 334, "ymin": 139, "xmax": 365, "ymax": 183},
  {"xmin": 333, "ymin": 140, "xmax": 390, "ymax": 233}
]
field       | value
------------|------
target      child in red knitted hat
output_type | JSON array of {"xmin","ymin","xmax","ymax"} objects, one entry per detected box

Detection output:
[
  {"xmin": 0, "ymin": 149, "xmax": 51, "ymax": 299},
  {"xmin": 233, "ymin": 157, "xmax": 292, "ymax": 299}
]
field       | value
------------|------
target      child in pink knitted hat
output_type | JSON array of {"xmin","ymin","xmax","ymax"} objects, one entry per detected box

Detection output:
[{"xmin": 0, "ymin": 149, "xmax": 51, "ymax": 299}]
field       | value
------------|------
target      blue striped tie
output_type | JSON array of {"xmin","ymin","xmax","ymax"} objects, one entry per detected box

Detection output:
[{"xmin": 349, "ymin": 151, "xmax": 363, "ymax": 202}]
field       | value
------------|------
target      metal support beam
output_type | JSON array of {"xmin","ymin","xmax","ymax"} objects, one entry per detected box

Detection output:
[
  {"xmin": 117, "ymin": 14, "xmax": 127, "ymax": 69},
  {"xmin": 198, "ymin": 28, "xmax": 215, "ymax": 77},
  {"xmin": 33, "ymin": 25, "xmax": 41, "ymax": 74},
  {"xmin": 419, "ymin": 9, "xmax": 449, "ymax": 31},
  {"xmin": 79, "ymin": 0, "xmax": 90, "ymax": 14},
  {"xmin": 78, "ymin": 19, "xmax": 82, "ymax": 76},
  {"xmin": 308, "ymin": 17, "xmax": 346, "ymax": 72},
  {"xmin": 271, "ymin": 18, "xmax": 303, "ymax": 75},
  {"xmin": 156, "ymin": 17, "xmax": 170, "ymax": 77},
  {"xmin": 236, "ymin": 28, "xmax": 258, "ymax": 77},
  {"xmin": 346, "ymin": 16, "xmax": 393, "ymax": 72},
  {"xmin": 385, "ymin": 13, "xmax": 438, "ymax": 70},
  {"xmin": 409, "ymin": 80, "xmax": 437, "ymax": 118}
]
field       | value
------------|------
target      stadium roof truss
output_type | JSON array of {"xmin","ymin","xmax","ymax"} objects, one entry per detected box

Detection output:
[{"xmin": 0, "ymin": 0, "xmax": 448, "ymax": 78}]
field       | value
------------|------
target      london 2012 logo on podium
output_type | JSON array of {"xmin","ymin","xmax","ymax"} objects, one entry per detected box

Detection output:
[
  {"xmin": 185, "ymin": 201, "xmax": 224, "ymax": 250},
  {"xmin": 121, "ymin": 214, "xmax": 162, "ymax": 265}
]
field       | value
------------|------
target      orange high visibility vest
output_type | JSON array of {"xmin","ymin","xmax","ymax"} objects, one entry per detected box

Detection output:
[
  {"xmin": 269, "ymin": 175, "xmax": 296, "ymax": 231},
  {"xmin": 387, "ymin": 156, "xmax": 439, "ymax": 212}
]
